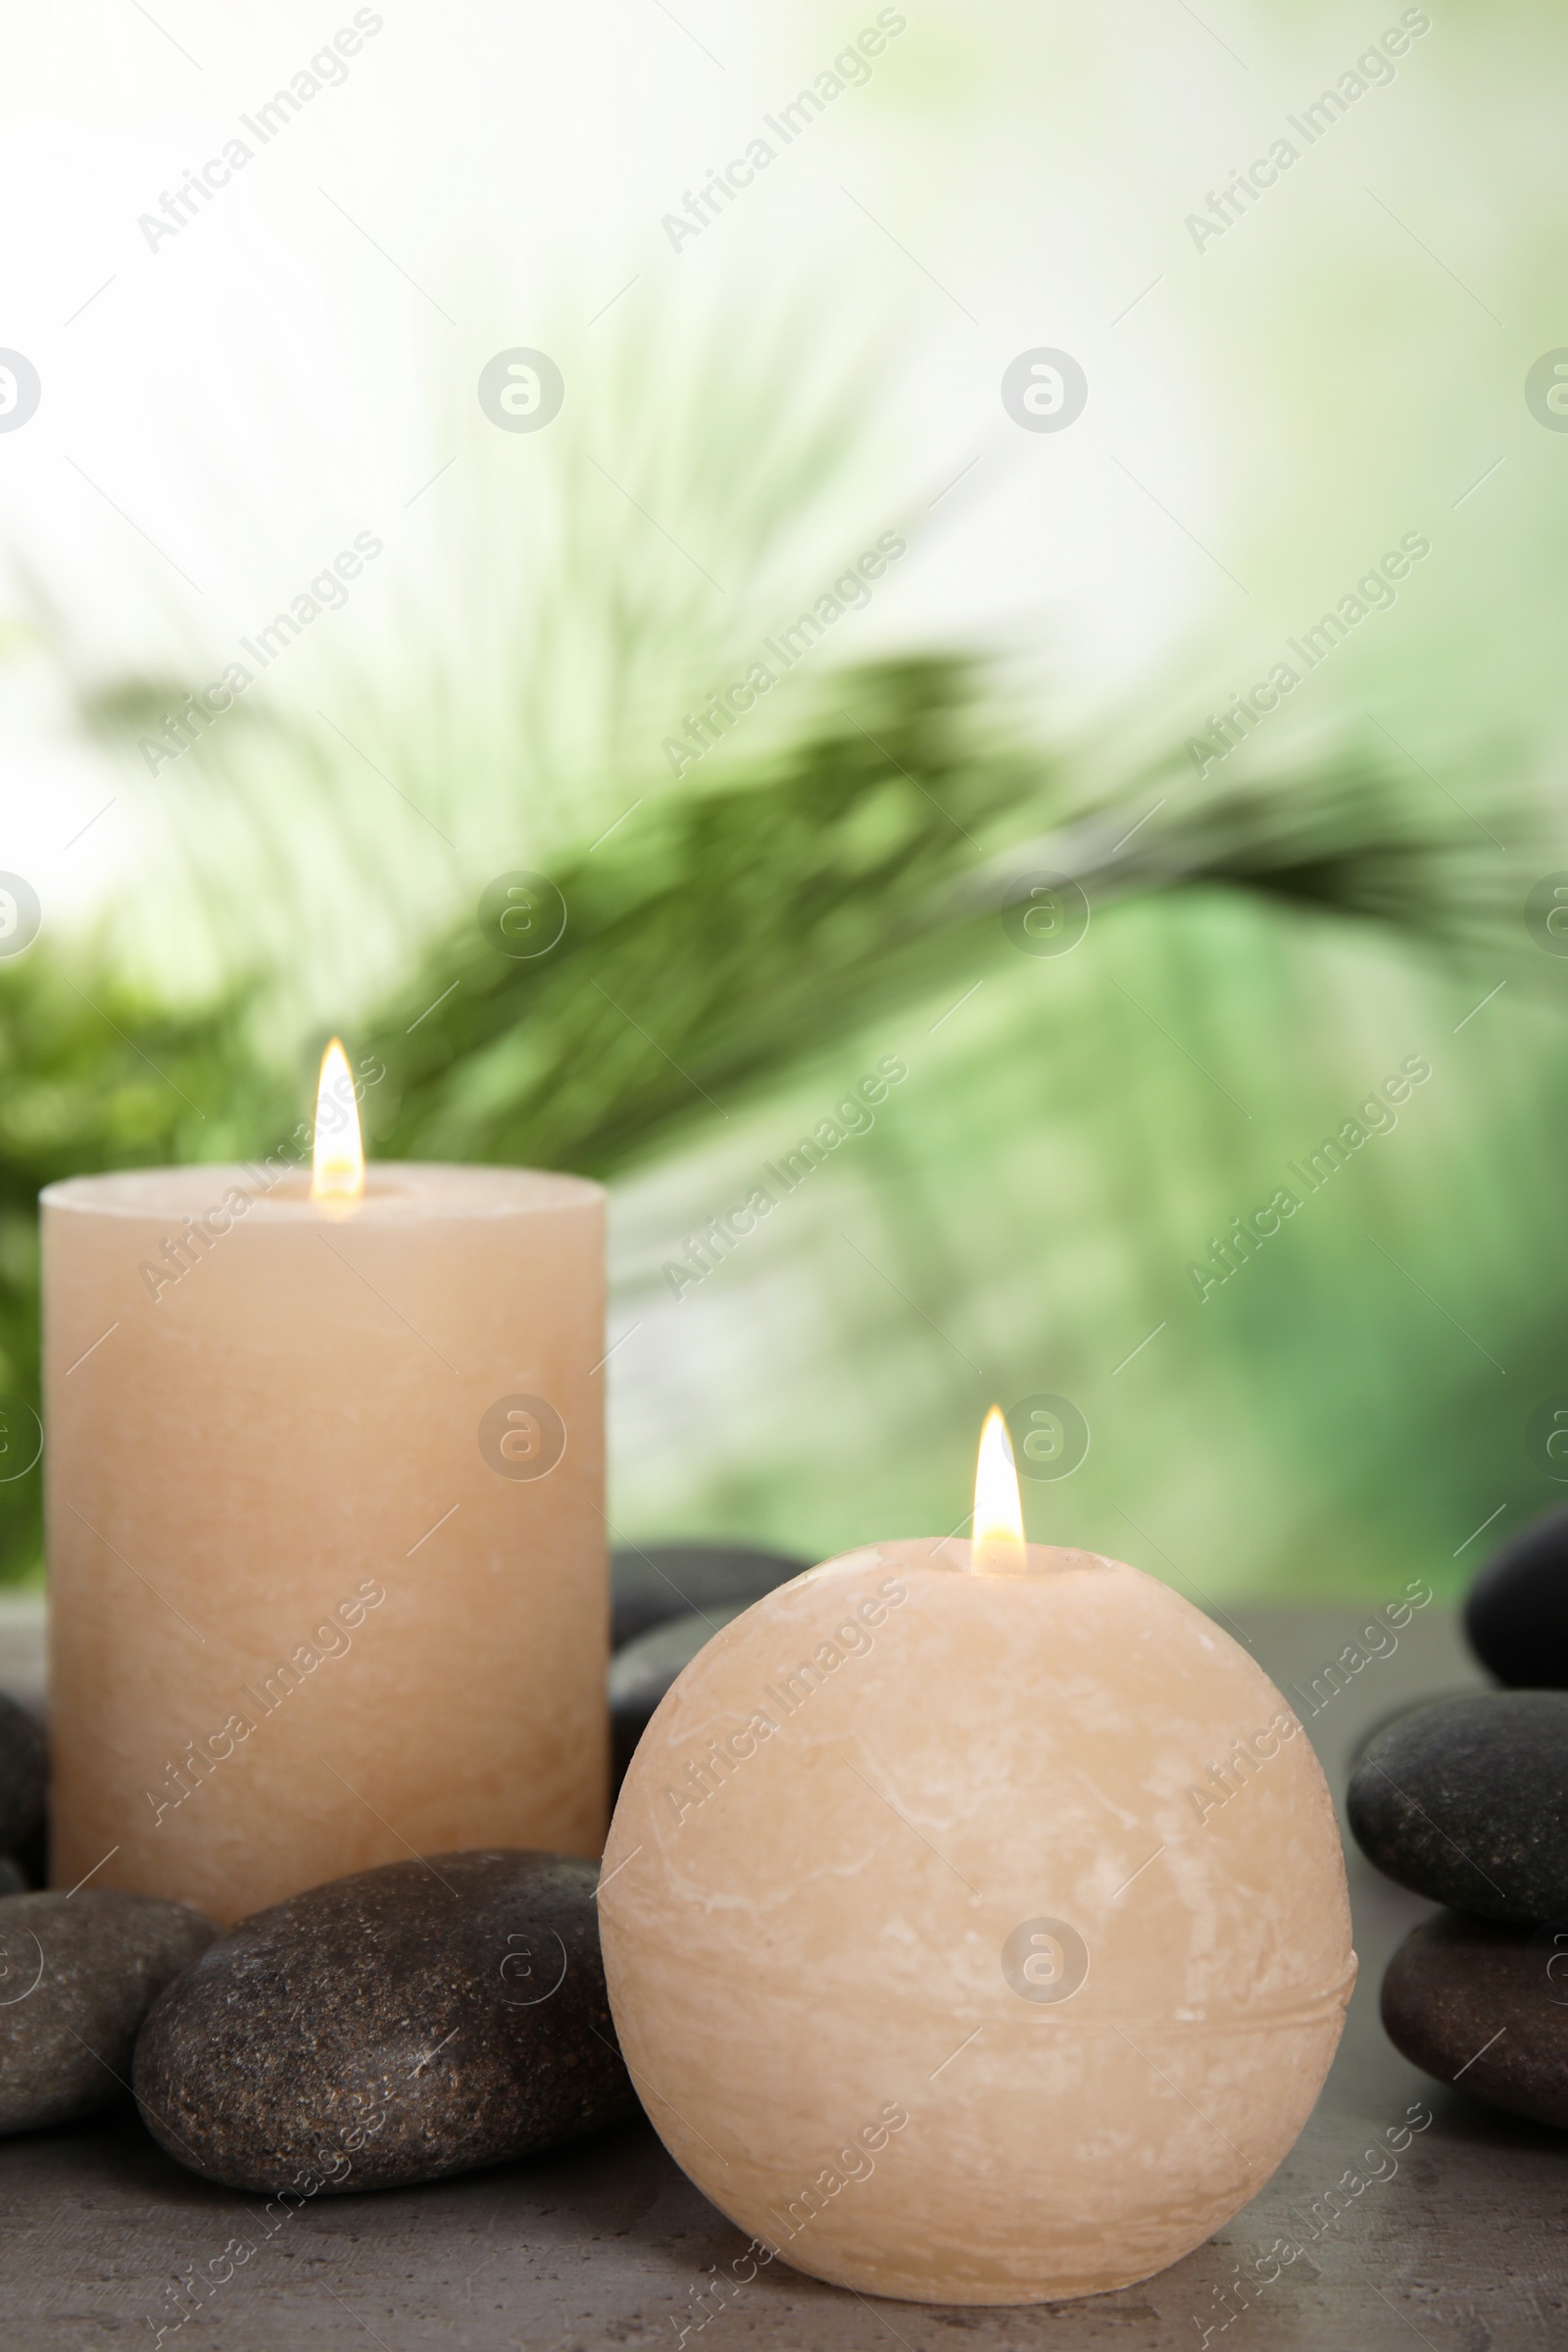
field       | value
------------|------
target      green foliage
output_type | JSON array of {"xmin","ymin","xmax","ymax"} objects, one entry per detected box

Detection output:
[
  {"xmin": 368, "ymin": 658, "xmax": 1027, "ymax": 1174},
  {"xmin": 0, "ymin": 956, "xmax": 290, "ymax": 1578},
  {"xmin": 0, "ymin": 627, "xmax": 1528, "ymax": 1588},
  {"xmin": 1, "ymin": 283, "xmax": 1548, "ymax": 1599}
]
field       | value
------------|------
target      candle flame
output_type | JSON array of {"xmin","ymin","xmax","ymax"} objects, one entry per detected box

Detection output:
[
  {"xmin": 971, "ymin": 1405, "xmax": 1026, "ymax": 1576},
  {"xmin": 312, "ymin": 1038, "xmax": 365, "ymax": 1203}
]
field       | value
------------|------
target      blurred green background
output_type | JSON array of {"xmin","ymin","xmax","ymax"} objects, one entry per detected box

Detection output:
[{"xmin": 2, "ymin": 0, "xmax": 1565, "ymax": 1601}]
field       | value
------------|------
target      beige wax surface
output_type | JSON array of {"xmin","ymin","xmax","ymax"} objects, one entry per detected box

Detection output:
[
  {"xmin": 600, "ymin": 1539, "xmax": 1355, "ymax": 2305},
  {"xmin": 43, "ymin": 1164, "xmax": 606, "ymax": 1923}
]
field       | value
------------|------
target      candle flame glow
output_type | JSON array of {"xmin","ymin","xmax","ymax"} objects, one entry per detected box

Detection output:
[
  {"xmin": 312, "ymin": 1038, "xmax": 365, "ymax": 1203},
  {"xmin": 971, "ymin": 1405, "xmax": 1026, "ymax": 1576}
]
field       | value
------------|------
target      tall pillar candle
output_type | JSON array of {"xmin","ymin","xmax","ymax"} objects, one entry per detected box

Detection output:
[{"xmin": 43, "ymin": 1151, "xmax": 606, "ymax": 1923}]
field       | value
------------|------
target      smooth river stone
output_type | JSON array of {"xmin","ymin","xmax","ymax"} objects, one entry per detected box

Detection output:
[
  {"xmin": 1347, "ymin": 1691, "xmax": 1568, "ymax": 1922},
  {"xmin": 1348, "ymin": 1692, "xmax": 1475, "ymax": 1771},
  {"xmin": 0, "ymin": 1889, "xmax": 217, "ymax": 2133},
  {"xmin": 1465, "ymin": 1504, "xmax": 1568, "ymax": 1688},
  {"xmin": 1382, "ymin": 1909, "xmax": 1568, "ymax": 2129},
  {"xmin": 610, "ymin": 1605, "xmax": 748, "ymax": 1789},
  {"xmin": 133, "ymin": 1850, "xmax": 636, "ymax": 2194},
  {"xmin": 611, "ymin": 1543, "xmax": 808, "ymax": 1648},
  {"xmin": 0, "ymin": 1690, "xmax": 45, "ymax": 1855}
]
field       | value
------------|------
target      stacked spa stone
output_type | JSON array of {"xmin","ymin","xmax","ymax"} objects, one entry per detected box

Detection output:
[{"xmin": 1348, "ymin": 1506, "xmax": 1568, "ymax": 2130}]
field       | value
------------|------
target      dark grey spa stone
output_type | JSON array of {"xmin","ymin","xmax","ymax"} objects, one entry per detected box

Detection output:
[
  {"xmin": 0, "ymin": 1690, "xmax": 45, "ymax": 1855},
  {"xmin": 1382, "ymin": 1909, "xmax": 1568, "ymax": 2130},
  {"xmin": 1347, "ymin": 1691, "xmax": 1568, "ymax": 1923},
  {"xmin": 611, "ymin": 1542, "xmax": 808, "ymax": 1648},
  {"xmin": 610, "ymin": 1604, "xmax": 748, "ymax": 1789},
  {"xmin": 0, "ymin": 1889, "xmax": 218, "ymax": 2133},
  {"xmin": 1465, "ymin": 1503, "xmax": 1568, "ymax": 1688},
  {"xmin": 133, "ymin": 1849, "xmax": 636, "ymax": 2194},
  {"xmin": 0, "ymin": 1858, "xmax": 24, "ymax": 1897},
  {"xmin": 1348, "ymin": 1692, "xmax": 1476, "ymax": 1771}
]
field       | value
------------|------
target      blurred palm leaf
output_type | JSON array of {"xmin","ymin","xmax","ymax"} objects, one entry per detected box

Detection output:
[
  {"xmin": 364, "ymin": 690, "xmax": 1532, "ymax": 1179},
  {"xmin": 0, "ymin": 298, "xmax": 1543, "ymax": 1585},
  {"xmin": 0, "ymin": 647, "xmax": 1526, "ymax": 1583}
]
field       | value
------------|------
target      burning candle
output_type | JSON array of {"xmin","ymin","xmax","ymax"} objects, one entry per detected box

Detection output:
[
  {"xmin": 599, "ymin": 1411, "xmax": 1354, "ymax": 2304},
  {"xmin": 43, "ymin": 1044, "xmax": 607, "ymax": 1923}
]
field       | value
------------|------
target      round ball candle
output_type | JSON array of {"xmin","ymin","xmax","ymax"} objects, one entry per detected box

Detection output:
[
  {"xmin": 599, "ymin": 1412, "xmax": 1355, "ymax": 2305},
  {"xmin": 43, "ymin": 1045, "xmax": 607, "ymax": 1923}
]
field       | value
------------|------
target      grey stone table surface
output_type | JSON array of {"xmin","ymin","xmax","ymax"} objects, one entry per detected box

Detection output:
[{"xmin": 2, "ymin": 1597, "xmax": 1564, "ymax": 2352}]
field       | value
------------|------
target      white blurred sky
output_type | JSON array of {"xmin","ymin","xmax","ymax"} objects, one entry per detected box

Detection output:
[{"xmin": 0, "ymin": 0, "xmax": 1559, "ymax": 999}]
